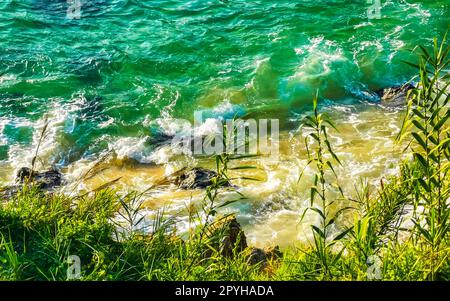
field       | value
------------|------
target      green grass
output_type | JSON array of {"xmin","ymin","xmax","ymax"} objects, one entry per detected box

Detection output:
[{"xmin": 0, "ymin": 36, "xmax": 449, "ymax": 281}]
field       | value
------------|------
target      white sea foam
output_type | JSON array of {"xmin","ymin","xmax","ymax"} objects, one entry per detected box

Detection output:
[{"xmin": 5, "ymin": 99, "xmax": 78, "ymax": 179}]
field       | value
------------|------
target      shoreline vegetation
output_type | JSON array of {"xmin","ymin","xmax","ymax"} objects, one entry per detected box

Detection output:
[{"xmin": 0, "ymin": 36, "xmax": 449, "ymax": 281}]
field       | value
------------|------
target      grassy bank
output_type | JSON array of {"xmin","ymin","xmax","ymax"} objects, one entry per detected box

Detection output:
[{"xmin": 0, "ymin": 37, "xmax": 449, "ymax": 281}]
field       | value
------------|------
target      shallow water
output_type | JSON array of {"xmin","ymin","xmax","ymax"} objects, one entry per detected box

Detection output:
[{"xmin": 0, "ymin": 0, "xmax": 449, "ymax": 247}]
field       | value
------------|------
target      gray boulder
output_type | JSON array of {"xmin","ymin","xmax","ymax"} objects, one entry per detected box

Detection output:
[
  {"xmin": 0, "ymin": 185, "xmax": 22, "ymax": 201},
  {"xmin": 16, "ymin": 167, "xmax": 63, "ymax": 190},
  {"xmin": 219, "ymin": 217, "xmax": 248, "ymax": 257},
  {"xmin": 170, "ymin": 167, "xmax": 229, "ymax": 189},
  {"xmin": 207, "ymin": 216, "xmax": 283, "ymax": 269}
]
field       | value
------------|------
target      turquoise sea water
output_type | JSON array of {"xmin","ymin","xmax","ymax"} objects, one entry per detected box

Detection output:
[{"xmin": 0, "ymin": 0, "xmax": 449, "ymax": 170}]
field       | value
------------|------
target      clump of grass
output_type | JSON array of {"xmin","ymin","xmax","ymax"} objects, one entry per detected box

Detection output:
[
  {"xmin": 398, "ymin": 33, "xmax": 450, "ymax": 280},
  {"xmin": 180, "ymin": 117, "xmax": 259, "ymax": 279},
  {"xmin": 298, "ymin": 92, "xmax": 352, "ymax": 279},
  {"xmin": 347, "ymin": 166, "xmax": 416, "ymax": 280}
]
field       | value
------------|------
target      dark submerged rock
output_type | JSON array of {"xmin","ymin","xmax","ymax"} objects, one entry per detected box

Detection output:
[
  {"xmin": 16, "ymin": 167, "xmax": 63, "ymax": 190},
  {"xmin": 170, "ymin": 167, "xmax": 229, "ymax": 189},
  {"xmin": 376, "ymin": 83, "xmax": 415, "ymax": 108},
  {"xmin": 148, "ymin": 131, "xmax": 176, "ymax": 148}
]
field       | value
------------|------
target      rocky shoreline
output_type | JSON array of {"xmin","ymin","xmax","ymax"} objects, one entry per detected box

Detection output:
[
  {"xmin": 0, "ymin": 83, "xmax": 415, "ymax": 267},
  {"xmin": 1, "ymin": 165, "xmax": 283, "ymax": 269}
]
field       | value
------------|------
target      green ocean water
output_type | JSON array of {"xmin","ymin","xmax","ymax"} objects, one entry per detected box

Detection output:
[{"xmin": 0, "ymin": 0, "xmax": 449, "ymax": 168}]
